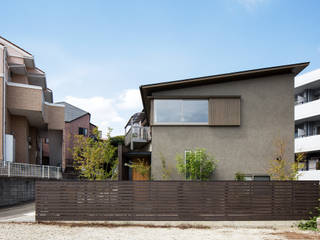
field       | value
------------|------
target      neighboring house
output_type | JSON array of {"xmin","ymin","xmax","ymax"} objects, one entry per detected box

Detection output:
[
  {"xmin": 295, "ymin": 68, "xmax": 320, "ymax": 180},
  {"xmin": 119, "ymin": 62, "xmax": 309, "ymax": 181},
  {"xmin": 54, "ymin": 102, "xmax": 96, "ymax": 173},
  {"xmin": 0, "ymin": 36, "xmax": 64, "ymax": 177}
]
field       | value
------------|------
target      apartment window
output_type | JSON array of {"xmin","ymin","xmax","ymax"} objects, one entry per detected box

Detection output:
[
  {"xmin": 78, "ymin": 127, "xmax": 88, "ymax": 136},
  {"xmin": 154, "ymin": 99, "xmax": 208, "ymax": 124}
]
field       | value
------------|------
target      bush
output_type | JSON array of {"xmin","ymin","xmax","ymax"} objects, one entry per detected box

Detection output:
[
  {"xmin": 235, "ymin": 172, "xmax": 245, "ymax": 181},
  {"xmin": 176, "ymin": 148, "xmax": 217, "ymax": 180},
  {"xmin": 298, "ymin": 216, "xmax": 318, "ymax": 231}
]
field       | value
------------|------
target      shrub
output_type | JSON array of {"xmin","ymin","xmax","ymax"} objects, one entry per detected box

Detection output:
[{"xmin": 176, "ymin": 148, "xmax": 217, "ymax": 181}]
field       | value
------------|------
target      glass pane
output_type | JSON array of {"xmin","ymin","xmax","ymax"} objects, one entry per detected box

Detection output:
[
  {"xmin": 182, "ymin": 100, "xmax": 208, "ymax": 123},
  {"xmin": 154, "ymin": 99, "xmax": 208, "ymax": 123},
  {"xmin": 154, "ymin": 100, "xmax": 182, "ymax": 123}
]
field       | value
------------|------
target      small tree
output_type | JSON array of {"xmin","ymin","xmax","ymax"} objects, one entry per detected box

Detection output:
[
  {"xmin": 160, "ymin": 153, "xmax": 172, "ymax": 180},
  {"xmin": 176, "ymin": 148, "xmax": 217, "ymax": 181},
  {"xmin": 72, "ymin": 128, "xmax": 117, "ymax": 180},
  {"xmin": 125, "ymin": 159, "xmax": 150, "ymax": 179},
  {"xmin": 267, "ymin": 138, "xmax": 304, "ymax": 180}
]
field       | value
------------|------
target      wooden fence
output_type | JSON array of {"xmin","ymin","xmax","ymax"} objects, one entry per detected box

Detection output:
[{"xmin": 36, "ymin": 180, "xmax": 319, "ymax": 221}]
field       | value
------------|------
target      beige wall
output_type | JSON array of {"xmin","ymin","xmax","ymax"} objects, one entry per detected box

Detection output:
[
  {"xmin": 28, "ymin": 127, "xmax": 37, "ymax": 164},
  {"xmin": 150, "ymin": 74, "xmax": 294, "ymax": 180},
  {"xmin": 11, "ymin": 116, "xmax": 29, "ymax": 163},
  {"xmin": 7, "ymin": 84, "xmax": 42, "ymax": 112},
  {"xmin": 44, "ymin": 104, "xmax": 64, "ymax": 130}
]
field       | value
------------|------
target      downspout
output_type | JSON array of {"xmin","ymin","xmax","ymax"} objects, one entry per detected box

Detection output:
[{"xmin": 1, "ymin": 46, "xmax": 6, "ymax": 161}]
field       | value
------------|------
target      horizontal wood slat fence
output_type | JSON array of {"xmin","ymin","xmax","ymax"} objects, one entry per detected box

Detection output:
[{"xmin": 36, "ymin": 180, "xmax": 319, "ymax": 221}]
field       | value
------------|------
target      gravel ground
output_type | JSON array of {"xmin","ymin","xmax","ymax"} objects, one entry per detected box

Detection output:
[{"xmin": 0, "ymin": 222, "xmax": 319, "ymax": 240}]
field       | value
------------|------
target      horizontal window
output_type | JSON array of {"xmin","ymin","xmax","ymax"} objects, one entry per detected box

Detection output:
[{"xmin": 154, "ymin": 99, "xmax": 208, "ymax": 124}]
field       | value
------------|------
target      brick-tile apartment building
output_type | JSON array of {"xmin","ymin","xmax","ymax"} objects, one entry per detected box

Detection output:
[{"xmin": 0, "ymin": 36, "xmax": 97, "ymax": 177}]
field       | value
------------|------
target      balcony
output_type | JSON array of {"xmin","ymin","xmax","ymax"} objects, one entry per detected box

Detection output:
[
  {"xmin": 6, "ymin": 82, "xmax": 45, "ymax": 127},
  {"xmin": 295, "ymin": 98, "xmax": 320, "ymax": 122},
  {"xmin": 295, "ymin": 134, "xmax": 320, "ymax": 153},
  {"xmin": 298, "ymin": 170, "xmax": 320, "ymax": 181},
  {"xmin": 125, "ymin": 126, "xmax": 151, "ymax": 150},
  {"xmin": 0, "ymin": 161, "xmax": 62, "ymax": 179}
]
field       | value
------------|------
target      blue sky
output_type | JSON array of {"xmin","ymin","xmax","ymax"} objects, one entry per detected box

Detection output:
[{"xmin": 1, "ymin": 0, "xmax": 320, "ymax": 135}]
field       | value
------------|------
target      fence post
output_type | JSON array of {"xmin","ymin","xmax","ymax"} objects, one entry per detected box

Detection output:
[
  {"xmin": 8, "ymin": 162, "xmax": 10, "ymax": 177},
  {"xmin": 48, "ymin": 167, "xmax": 50, "ymax": 179},
  {"xmin": 42, "ymin": 165, "xmax": 44, "ymax": 178}
]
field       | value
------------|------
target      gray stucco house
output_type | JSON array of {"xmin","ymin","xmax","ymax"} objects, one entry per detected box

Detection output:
[{"xmin": 119, "ymin": 62, "xmax": 309, "ymax": 180}]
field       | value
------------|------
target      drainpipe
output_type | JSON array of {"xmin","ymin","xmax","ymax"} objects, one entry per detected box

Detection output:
[{"xmin": 1, "ymin": 46, "xmax": 5, "ymax": 162}]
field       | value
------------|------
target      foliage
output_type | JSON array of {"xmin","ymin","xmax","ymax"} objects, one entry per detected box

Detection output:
[
  {"xmin": 160, "ymin": 153, "xmax": 172, "ymax": 180},
  {"xmin": 298, "ymin": 203, "xmax": 320, "ymax": 231},
  {"xmin": 109, "ymin": 135, "xmax": 125, "ymax": 147},
  {"xmin": 235, "ymin": 172, "xmax": 245, "ymax": 181},
  {"xmin": 176, "ymin": 148, "xmax": 217, "ymax": 181},
  {"xmin": 72, "ymin": 128, "xmax": 117, "ymax": 180},
  {"xmin": 125, "ymin": 159, "xmax": 150, "ymax": 178},
  {"xmin": 267, "ymin": 138, "xmax": 305, "ymax": 180}
]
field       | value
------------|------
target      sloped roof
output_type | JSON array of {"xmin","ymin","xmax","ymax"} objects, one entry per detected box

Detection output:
[
  {"xmin": 55, "ymin": 101, "xmax": 89, "ymax": 122},
  {"xmin": 140, "ymin": 62, "xmax": 309, "ymax": 123}
]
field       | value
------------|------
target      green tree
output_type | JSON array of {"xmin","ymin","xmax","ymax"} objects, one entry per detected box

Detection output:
[
  {"xmin": 72, "ymin": 128, "xmax": 117, "ymax": 180},
  {"xmin": 176, "ymin": 148, "xmax": 217, "ymax": 181}
]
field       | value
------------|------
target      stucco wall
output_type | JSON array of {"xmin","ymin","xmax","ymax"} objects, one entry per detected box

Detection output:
[{"xmin": 150, "ymin": 74, "xmax": 294, "ymax": 180}]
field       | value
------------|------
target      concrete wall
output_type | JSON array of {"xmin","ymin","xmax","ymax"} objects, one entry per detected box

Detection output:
[
  {"xmin": 10, "ymin": 116, "xmax": 29, "ymax": 163},
  {"xmin": 48, "ymin": 130, "xmax": 63, "ymax": 167},
  {"xmin": 0, "ymin": 177, "xmax": 35, "ymax": 207},
  {"xmin": 150, "ymin": 74, "xmax": 294, "ymax": 180}
]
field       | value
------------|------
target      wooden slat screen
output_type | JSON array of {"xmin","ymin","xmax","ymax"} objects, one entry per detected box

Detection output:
[
  {"xmin": 35, "ymin": 181, "xmax": 319, "ymax": 221},
  {"xmin": 209, "ymin": 98, "xmax": 240, "ymax": 126}
]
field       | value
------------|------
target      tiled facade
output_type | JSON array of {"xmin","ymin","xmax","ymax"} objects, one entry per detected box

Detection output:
[{"xmin": 0, "ymin": 36, "xmax": 65, "ymax": 167}]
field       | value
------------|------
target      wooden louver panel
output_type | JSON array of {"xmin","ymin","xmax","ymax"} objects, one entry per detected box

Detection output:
[{"xmin": 209, "ymin": 98, "xmax": 240, "ymax": 126}]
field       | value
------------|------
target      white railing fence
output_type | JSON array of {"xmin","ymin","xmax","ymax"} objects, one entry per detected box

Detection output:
[{"xmin": 0, "ymin": 161, "xmax": 62, "ymax": 179}]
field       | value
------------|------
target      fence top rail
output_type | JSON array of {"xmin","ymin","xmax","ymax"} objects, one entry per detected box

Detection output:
[
  {"xmin": 35, "ymin": 179, "xmax": 320, "ymax": 184},
  {"xmin": 0, "ymin": 160, "xmax": 61, "ymax": 170}
]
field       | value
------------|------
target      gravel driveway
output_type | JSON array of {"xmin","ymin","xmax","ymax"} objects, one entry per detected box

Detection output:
[{"xmin": 0, "ymin": 222, "xmax": 319, "ymax": 240}]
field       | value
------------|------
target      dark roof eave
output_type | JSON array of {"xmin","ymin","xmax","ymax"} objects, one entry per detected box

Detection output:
[{"xmin": 139, "ymin": 62, "xmax": 309, "ymax": 124}]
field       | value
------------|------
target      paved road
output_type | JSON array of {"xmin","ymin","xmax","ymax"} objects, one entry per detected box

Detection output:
[{"xmin": 0, "ymin": 202, "xmax": 35, "ymax": 222}]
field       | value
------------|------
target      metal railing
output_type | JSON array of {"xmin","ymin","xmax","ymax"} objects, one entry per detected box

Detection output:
[
  {"xmin": 125, "ymin": 126, "xmax": 151, "ymax": 149},
  {"xmin": 0, "ymin": 161, "xmax": 62, "ymax": 179}
]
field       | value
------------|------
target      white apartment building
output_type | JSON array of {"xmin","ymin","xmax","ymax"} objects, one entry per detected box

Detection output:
[{"xmin": 295, "ymin": 68, "xmax": 320, "ymax": 180}]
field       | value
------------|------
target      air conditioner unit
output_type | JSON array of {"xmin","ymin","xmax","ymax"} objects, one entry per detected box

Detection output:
[{"xmin": 5, "ymin": 134, "xmax": 15, "ymax": 162}]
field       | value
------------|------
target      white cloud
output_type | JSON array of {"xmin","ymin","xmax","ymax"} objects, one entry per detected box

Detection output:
[
  {"xmin": 64, "ymin": 89, "xmax": 142, "ymax": 137},
  {"xmin": 237, "ymin": 0, "xmax": 266, "ymax": 11},
  {"xmin": 116, "ymin": 89, "xmax": 142, "ymax": 110}
]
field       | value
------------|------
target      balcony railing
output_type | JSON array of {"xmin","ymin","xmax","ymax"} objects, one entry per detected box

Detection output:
[
  {"xmin": 125, "ymin": 126, "xmax": 151, "ymax": 150},
  {"xmin": 295, "ymin": 134, "xmax": 320, "ymax": 153},
  {"xmin": 295, "ymin": 98, "xmax": 320, "ymax": 121},
  {"xmin": 298, "ymin": 170, "xmax": 320, "ymax": 181},
  {"xmin": 0, "ymin": 161, "xmax": 62, "ymax": 179}
]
